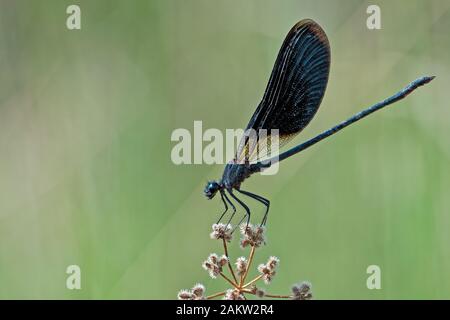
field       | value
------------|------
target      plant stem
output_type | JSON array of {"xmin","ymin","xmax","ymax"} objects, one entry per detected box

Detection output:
[
  {"xmin": 223, "ymin": 239, "xmax": 238, "ymax": 283},
  {"xmin": 264, "ymin": 293, "xmax": 292, "ymax": 299},
  {"xmin": 207, "ymin": 291, "xmax": 226, "ymax": 299},
  {"xmin": 243, "ymin": 274, "xmax": 263, "ymax": 288},
  {"xmin": 241, "ymin": 289, "xmax": 291, "ymax": 299},
  {"xmin": 240, "ymin": 245, "xmax": 256, "ymax": 287},
  {"xmin": 241, "ymin": 288, "xmax": 256, "ymax": 294},
  {"xmin": 220, "ymin": 272, "xmax": 239, "ymax": 289}
]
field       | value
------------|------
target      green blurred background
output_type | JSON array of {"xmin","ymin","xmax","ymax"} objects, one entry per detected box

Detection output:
[{"xmin": 0, "ymin": 0, "xmax": 448, "ymax": 299}]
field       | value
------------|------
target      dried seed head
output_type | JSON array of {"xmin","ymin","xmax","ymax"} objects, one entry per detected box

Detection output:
[
  {"xmin": 291, "ymin": 281, "xmax": 313, "ymax": 300},
  {"xmin": 262, "ymin": 272, "xmax": 276, "ymax": 284},
  {"xmin": 209, "ymin": 253, "xmax": 219, "ymax": 265},
  {"xmin": 177, "ymin": 289, "xmax": 194, "ymax": 300},
  {"xmin": 267, "ymin": 256, "xmax": 280, "ymax": 270},
  {"xmin": 255, "ymin": 288, "xmax": 266, "ymax": 298},
  {"xmin": 202, "ymin": 262, "xmax": 219, "ymax": 278},
  {"xmin": 202, "ymin": 253, "xmax": 227, "ymax": 278},
  {"xmin": 235, "ymin": 257, "xmax": 248, "ymax": 276},
  {"xmin": 257, "ymin": 264, "xmax": 269, "ymax": 274},
  {"xmin": 240, "ymin": 224, "xmax": 266, "ymax": 248},
  {"xmin": 240, "ymin": 239, "xmax": 251, "ymax": 248},
  {"xmin": 223, "ymin": 289, "xmax": 245, "ymax": 300},
  {"xmin": 192, "ymin": 283, "xmax": 206, "ymax": 299},
  {"xmin": 210, "ymin": 223, "xmax": 233, "ymax": 242},
  {"xmin": 178, "ymin": 283, "xmax": 207, "ymax": 300},
  {"xmin": 218, "ymin": 255, "xmax": 229, "ymax": 267},
  {"xmin": 257, "ymin": 256, "xmax": 280, "ymax": 284},
  {"xmin": 257, "ymin": 264, "xmax": 276, "ymax": 284}
]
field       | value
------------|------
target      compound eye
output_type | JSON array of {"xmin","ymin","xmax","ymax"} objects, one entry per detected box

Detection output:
[{"xmin": 206, "ymin": 182, "xmax": 215, "ymax": 190}]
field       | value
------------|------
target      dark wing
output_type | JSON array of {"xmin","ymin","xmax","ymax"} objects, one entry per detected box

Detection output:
[{"xmin": 236, "ymin": 19, "xmax": 330, "ymax": 163}]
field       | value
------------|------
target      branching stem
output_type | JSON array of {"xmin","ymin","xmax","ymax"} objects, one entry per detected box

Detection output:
[
  {"xmin": 223, "ymin": 239, "xmax": 238, "ymax": 283},
  {"xmin": 243, "ymin": 274, "xmax": 263, "ymax": 288},
  {"xmin": 207, "ymin": 291, "xmax": 226, "ymax": 299},
  {"xmin": 240, "ymin": 246, "xmax": 256, "ymax": 287},
  {"xmin": 220, "ymin": 272, "xmax": 239, "ymax": 289}
]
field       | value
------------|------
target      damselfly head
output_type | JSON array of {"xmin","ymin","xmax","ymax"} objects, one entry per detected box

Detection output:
[{"xmin": 204, "ymin": 181, "xmax": 220, "ymax": 199}]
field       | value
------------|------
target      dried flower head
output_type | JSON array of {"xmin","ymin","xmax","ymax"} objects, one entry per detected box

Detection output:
[
  {"xmin": 235, "ymin": 257, "xmax": 248, "ymax": 276},
  {"xmin": 257, "ymin": 256, "xmax": 279, "ymax": 284},
  {"xmin": 210, "ymin": 223, "xmax": 233, "ymax": 242},
  {"xmin": 266, "ymin": 256, "xmax": 279, "ymax": 269},
  {"xmin": 192, "ymin": 283, "xmax": 206, "ymax": 299},
  {"xmin": 178, "ymin": 283, "xmax": 206, "ymax": 300},
  {"xmin": 291, "ymin": 281, "xmax": 312, "ymax": 300},
  {"xmin": 240, "ymin": 223, "xmax": 266, "ymax": 248},
  {"xmin": 177, "ymin": 289, "xmax": 193, "ymax": 300},
  {"xmin": 224, "ymin": 289, "xmax": 245, "ymax": 300},
  {"xmin": 202, "ymin": 253, "xmax": 228, "ymax": 278},
  {"xmin": 255, "ymin": 288, "xmax": 266, "ymax": 298},
  {"xmin": 178, "ymin": 223, "xmax": 313, "ymax": 300}
]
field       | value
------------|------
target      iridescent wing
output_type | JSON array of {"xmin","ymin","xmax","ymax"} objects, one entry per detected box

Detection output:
[{"xmin": 235, "ymin": 19, "xmax": 330, "ymax": 163}]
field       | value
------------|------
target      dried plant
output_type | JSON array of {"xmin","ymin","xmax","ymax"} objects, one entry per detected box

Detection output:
[{"xmin": 178, "ymin": 223, "xmax": 312, "ymax": 300}]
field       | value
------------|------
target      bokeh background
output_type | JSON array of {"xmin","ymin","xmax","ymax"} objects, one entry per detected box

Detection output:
[{"xmin": 0, "ymin": 0, "xmax": 449, "ymax": 299}]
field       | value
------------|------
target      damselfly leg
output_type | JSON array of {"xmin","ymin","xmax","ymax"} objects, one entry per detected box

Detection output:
[
  {"xmin": 237, "ymin": 189, "xmax": 270, "ymax": 226},
  {"xmin": 228, "ymin": 190, "xmax": 251, "ymax": 229},
  {"xmin": 221, "ymin": 191, "xmax": 236, "ymax": 228},
  {"xmin": 216, "ymin": 191, "xmax": 229, "ymax": 224}
]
